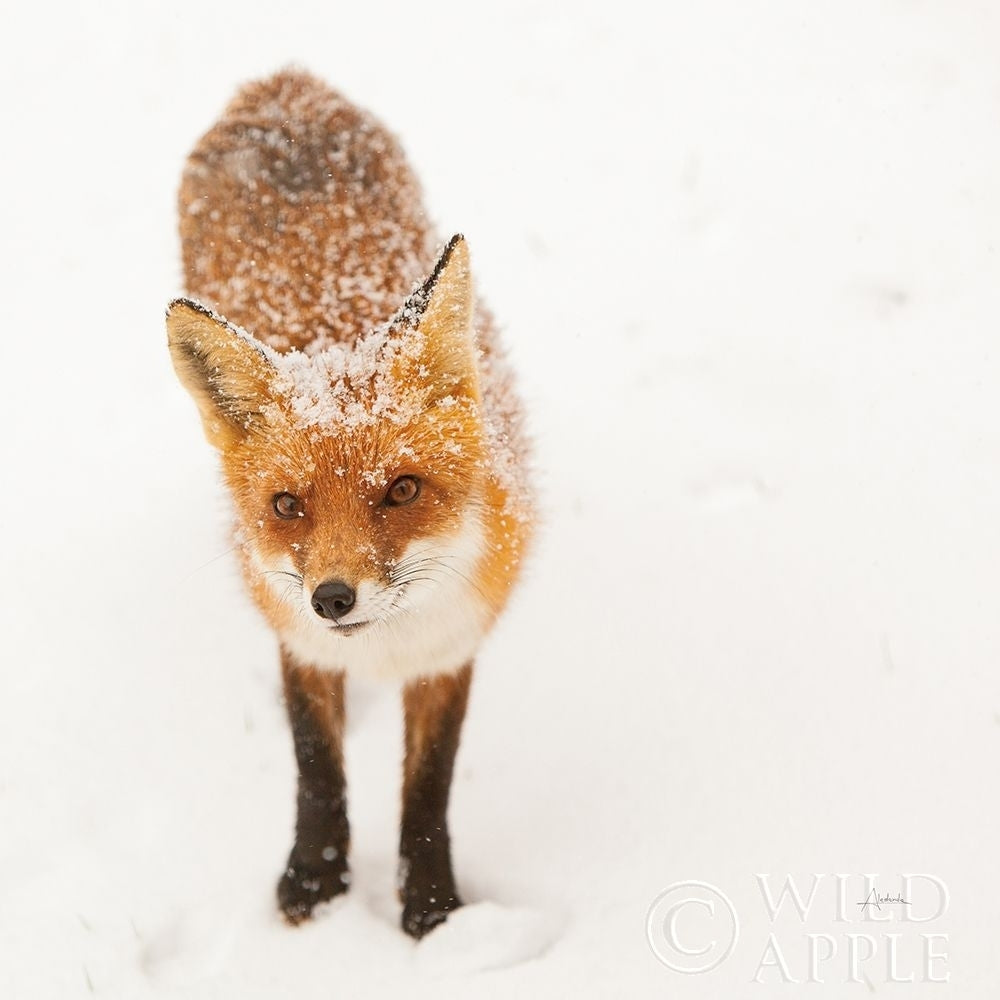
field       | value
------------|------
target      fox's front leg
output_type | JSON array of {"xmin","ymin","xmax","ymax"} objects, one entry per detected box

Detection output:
[
  {"xmin": 277, "ymin": 650, "xmax": 350, "ymax": 924},
  {"xmin": 399, "ymin": 664, "xmax": 472, "ymax": 939}
]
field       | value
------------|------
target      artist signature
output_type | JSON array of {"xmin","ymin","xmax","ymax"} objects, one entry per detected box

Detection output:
[{"xmin": 857, "ymin": 888, "xmax": 911, "ymax": 914}]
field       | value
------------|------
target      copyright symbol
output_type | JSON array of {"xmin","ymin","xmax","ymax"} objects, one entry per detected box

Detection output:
[{"xmin": 646, "ymin": 881, "xmax": 739, "ymax": 974}]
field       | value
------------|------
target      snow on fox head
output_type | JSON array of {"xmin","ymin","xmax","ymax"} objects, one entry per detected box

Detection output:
[{"xmin": 167, "ymin": 237, "xmax": 496, "ymax": 679}]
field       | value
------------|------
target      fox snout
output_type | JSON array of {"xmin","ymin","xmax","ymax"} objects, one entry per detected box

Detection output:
[{"xmin": 311, "ymin": 580, "xmax": 356, "ymax": 621}]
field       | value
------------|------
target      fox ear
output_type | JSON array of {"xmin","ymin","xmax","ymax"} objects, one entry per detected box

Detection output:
[
  {"xmin": 166, "ymin": 299, "xmax": 275, "ymax": 449},
  {"xmin": 401, "ymin": 234, "xmax": 480, "ymax": 404}
]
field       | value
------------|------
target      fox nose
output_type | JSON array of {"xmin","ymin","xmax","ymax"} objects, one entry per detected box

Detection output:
[{"xmin": 311, "ymin": 580, "xmax": 356, "ymax": 621}]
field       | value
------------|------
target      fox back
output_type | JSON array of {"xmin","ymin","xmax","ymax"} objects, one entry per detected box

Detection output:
[
  {"xmin": 178, "ymin": 71, "xmax": 435, "ymax": 352},
  {"xmin": 167, "ymin": 71, "xmax": 532, "ymax": 682}
]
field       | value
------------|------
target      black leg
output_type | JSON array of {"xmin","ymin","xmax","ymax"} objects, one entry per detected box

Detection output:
[
  {"xmin": 277, "ymin": 649, "xmax": 350, "ymax": 923},
  {"xmin": 399, "ymin": 664, "xmax": 472, "ymax": 939}
]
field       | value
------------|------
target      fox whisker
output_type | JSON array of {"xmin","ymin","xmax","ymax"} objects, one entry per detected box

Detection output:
[
  {"xmin": 393, "ymin": 555, "xmax": 498, "ymax": 615},
  {"xmin": 180, "ymin": 545, "xmax": 239, "ymax": 583}
]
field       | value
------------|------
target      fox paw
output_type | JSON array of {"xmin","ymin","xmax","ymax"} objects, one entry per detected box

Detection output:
[
  {"xmin": 277, "ymin": 852, "xmax": 350, "ymax": 925},
  {"xmin": 402, "ymin": 892, "xmax": 461, "ymax": 940}
]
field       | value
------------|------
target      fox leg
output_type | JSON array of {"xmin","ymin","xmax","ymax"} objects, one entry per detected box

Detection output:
[
  {"xmin": 277, "ymin": 650, "xmax": 350, "ymax": 923},
  {"xmin": 398, "ymin": 663, "xmax": 472, "ymax": 939}
]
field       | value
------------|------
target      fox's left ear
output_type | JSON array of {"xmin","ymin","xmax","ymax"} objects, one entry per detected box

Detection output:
[
  {"xmin": 166, "ymin": 299, "xmax": 276, "ymax": 449},
  {"xmin": 401, "ymin": 234, "xmax": 480, "ymax": 405}
]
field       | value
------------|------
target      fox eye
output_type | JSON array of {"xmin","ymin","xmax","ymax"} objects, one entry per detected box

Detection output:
[
  {"xmin": 272, "ymin": 492, "xmax": 302, "ymax": 519},
  {"xmin": 385, "ymin": 476, "xmax": 421, "ymax": 507}
]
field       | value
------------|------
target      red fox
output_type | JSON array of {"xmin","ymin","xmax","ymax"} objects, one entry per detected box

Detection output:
[{"xmin": 166, "ymin": 70, "xmax": 532, "ymax": 939}]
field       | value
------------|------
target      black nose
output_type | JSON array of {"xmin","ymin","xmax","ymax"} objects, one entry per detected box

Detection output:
[{"xmin": 311, "ymin": 580, "xmax": 356, "ymax": 621}]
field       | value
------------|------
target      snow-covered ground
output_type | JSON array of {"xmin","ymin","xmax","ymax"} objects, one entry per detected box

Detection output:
[{"xmin": 3, "ymin": 1, "xmax": 999, "ymax": 996}]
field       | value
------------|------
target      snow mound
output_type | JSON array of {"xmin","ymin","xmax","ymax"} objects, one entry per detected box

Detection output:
[{"xmin": 414, "ymin": 901, "xmax": 561, "ymax": 976}]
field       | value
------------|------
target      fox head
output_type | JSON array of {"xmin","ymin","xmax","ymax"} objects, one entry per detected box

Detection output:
[{"xmin": 167, "ymin": 236, "xmax": 497, "ymax": 678}]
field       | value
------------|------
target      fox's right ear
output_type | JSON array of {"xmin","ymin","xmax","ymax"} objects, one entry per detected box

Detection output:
[{"xmin": 166, "ymin": 299, "xmax": 275, "ymax": 449}]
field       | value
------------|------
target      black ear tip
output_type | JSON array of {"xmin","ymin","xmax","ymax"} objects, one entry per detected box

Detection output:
[
  {"xmin": 441, "ymin": 233, "xmax": 468, "ymax": 267},
  {"xmin": 424, "ymin": 234, "xmax": 468, "ymax": 291},
  {"xmin": 166, "ymin": 296, "xmax": 214, "ymax": 320}
]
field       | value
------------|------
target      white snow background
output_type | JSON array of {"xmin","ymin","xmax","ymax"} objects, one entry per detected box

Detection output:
[{"xmin": 2, "ymin": 1, "xmax": 999, "ymax": 996}]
